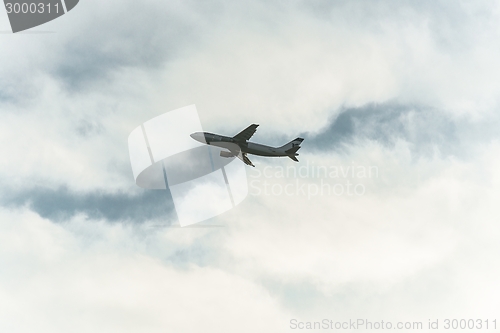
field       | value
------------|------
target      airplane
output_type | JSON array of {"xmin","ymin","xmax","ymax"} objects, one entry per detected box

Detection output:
[{"xmin": 190, "ymin": 124, "xmax": 304, "ymax": 167}]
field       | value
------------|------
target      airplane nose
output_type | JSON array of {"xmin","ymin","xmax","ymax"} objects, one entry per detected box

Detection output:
[{"xmin": 190, "ymin": 132, "xmax": 203, "ymax": 142}]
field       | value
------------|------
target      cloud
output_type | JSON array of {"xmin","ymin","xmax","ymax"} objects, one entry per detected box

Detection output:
[
  {"xmin": 305, "ymin": 103, "xmax": 458, "ymax": 156},
  {"xmin": 215, "ymin": 139, "xmax": 500, "ymax": 318},
  {"xmin": 0, "ymin": 209, "xmax": 289, "ymax": 333},
  {"xmin": 1, "ymin": 186, "xmax": 177, "ymax": 223},
  {"xmin": 1, "ymin": 139, "xmax": 499, "ymax": 330},
  {"xmin": 2, "ymin": 0, "xmax": 500, "ymax": 192}
]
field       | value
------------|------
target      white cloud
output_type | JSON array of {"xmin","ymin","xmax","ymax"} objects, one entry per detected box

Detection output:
[
  {"xmin": 1, "ymin": 140, "xmax": 499, "ymax": 330},
  {"xmin": 0, "ymin": 209, "xmax": 289, "ymax": 333},
  {"xmin": 217, "ymin": 140, "xmax": 500, "ymax": 317}
]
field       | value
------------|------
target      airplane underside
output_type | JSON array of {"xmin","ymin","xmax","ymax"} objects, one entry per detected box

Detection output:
[{"xmin": 221, "ymin": 146, "xmax": 299, "ymax": 167}]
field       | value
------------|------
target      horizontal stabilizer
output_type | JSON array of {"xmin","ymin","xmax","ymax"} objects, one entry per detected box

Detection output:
[{"xmin": 288, "ymin": 155, "xmax": 299, "ymax": 162}]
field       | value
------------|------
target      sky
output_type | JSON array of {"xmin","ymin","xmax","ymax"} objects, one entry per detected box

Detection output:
[{"xmin": 1, "ymin": 0, "xmax": 500, "ymax": 332}]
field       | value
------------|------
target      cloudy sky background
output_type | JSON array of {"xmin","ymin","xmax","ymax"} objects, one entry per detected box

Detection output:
[{"xmin": 1, "ymin": 0, "xmax": 500, "ymax": 331}]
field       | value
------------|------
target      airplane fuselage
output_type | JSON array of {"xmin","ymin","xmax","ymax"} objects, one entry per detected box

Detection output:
[{"xmin": 191, "ymin": 132, "xmax": 288, "ymax": 157}]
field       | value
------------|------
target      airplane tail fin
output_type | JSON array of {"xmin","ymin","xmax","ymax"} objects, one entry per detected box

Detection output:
[
  {"xmin": 279, "ymin": 137, "xmax": 304, "ymax": 150},
  {"xmin": 281, "ymin": 138, "xmax": 303, "ymax": 163}
]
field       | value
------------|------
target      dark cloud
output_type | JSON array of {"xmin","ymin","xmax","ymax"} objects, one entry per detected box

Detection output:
[
  {"xmin": 0, "ymin": 83, "xmax": 22, "ymax": 105},
  {"xmin": 75, "ymin": 118, "xmax": 105, "ymax": 137},
  {"xmin": 51, "ymin": 1, "xmax": 207, "ymax": 90},
  {"xmin": 2, "ymin": 186, "xmax": 177, "ymax": 224},
  {"xmin": 304, "ymin": 103, "xmax": 460, "ymax": 157}
]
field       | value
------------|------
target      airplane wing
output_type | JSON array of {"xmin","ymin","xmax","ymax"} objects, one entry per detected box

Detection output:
[
  {"xmin": 234, "ymin": 152, "xmax": 255, "ymax": 167},
  {"xmin": 222, "ymin": 147, "xmax": 255, "ymax": 167},
  {"xmin": 233, "ymin": 124, "xmax": 259, "ymax": 142},
  {"xmin": 241, "ymin": 153, "xmax": 255, "ymax": 167}
]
